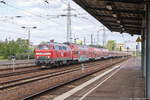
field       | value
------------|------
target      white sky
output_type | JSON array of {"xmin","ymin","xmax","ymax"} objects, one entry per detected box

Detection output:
[{"xmin": 0, "ymin": 0, "xmax": 141, "ymax": 51}]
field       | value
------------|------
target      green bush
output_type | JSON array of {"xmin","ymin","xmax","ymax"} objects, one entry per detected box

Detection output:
[
  {"xmin": 0, "ymin": 38, "xmax": 35, "ymax": 60},
  {"xmin": 15, "ymin": 53, "xmax": 34, "ymax": 60},
  {"xmin": 0, "ymin": 56, "xmax": 5, "ymax": 60}
]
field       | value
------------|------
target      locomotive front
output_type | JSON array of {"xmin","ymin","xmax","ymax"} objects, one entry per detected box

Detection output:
[{"xmin": 35, "ymin": 44, "xmax": 54, "ymax": 66}]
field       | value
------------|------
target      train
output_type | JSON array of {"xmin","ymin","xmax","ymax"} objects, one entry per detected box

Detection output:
[{"xmin": 34, "ymin": 42, "xmax": 130, "ymax": 67}]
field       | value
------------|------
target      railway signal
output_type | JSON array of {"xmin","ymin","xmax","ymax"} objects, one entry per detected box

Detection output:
[
  {"xmin": 81, "ymin": 64, "xmax": 85, "ymax": 72},
  {"xmin": 11, "ymin": 55, "xmax": 16, "ymax": 72}
]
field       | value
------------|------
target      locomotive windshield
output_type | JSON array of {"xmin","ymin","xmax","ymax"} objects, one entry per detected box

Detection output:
[{"xmin": 37, "ymin": 45, "xmax": 49, "ymax": 50}]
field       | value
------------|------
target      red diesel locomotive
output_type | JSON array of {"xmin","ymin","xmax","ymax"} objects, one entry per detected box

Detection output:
[
  {"xmin": 34, "ymin": 42, "xmax": 128, "ymax": 66},
  {"xmin": 35, "ymin": 42, "xmax": 72, "ymax": 66}
]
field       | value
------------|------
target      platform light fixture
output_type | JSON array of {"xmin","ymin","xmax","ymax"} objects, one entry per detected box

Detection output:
[
  {"xmin": 15, "ymin": 16, "xmax": 22, "ymax": 18},
  {"xmin": 106, "ymin": 3, "xmax": 112, "ymax": 10},
  {"xmin": 21, "ymin": 26, "xmax": 25, "ymax": 29},
  {"xmin": 33, "ymin": 26, "xmax": 37, "ymax": 29},
  {"xmin": 120, "ymin": 25, "xmax": 123, "ymax": 28},
  {"xmin": 122, "ymin": 28, "xmax": 125, "ymax": 31},
  {"xmin": 131, "ymin": 34, "xmax": 134, "ymax": 36},
  {"xmin": 112, "ymin": 14, "xmax": 117, "ymax": 18},
  {"xmin": 0, "ymin": 0, "xmax": 6, "ymax": 4},
  {"xmin": 117, "ymin": 20, "xmax": 120, "ymax": 24}
]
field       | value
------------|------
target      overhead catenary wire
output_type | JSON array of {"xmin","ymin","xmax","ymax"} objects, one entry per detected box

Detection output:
[
  {"xmin": 0, "ymin": 0, "xmax": 61, "ymax": 25},
  {"xmin": 0, "ymin": 28, "xmax": 57, "ymax": 40},
  {"xmin": 0, "ymin": 15, "xmax": 67, "ymax": 42},
  {"xmin": 0, "ymin": 16, "xmax": 28, "ymax": 27},
  {"xmin": 0, "ymin": 0, "xmax": 76, "ymax": 39},
  {"xmin": 60, "ymin": 0, "xmax": 84, "ymax": 14},
  {"xmin": 60, "ymin": 0, "xmax": 97, "ymax": 25},
  {"xmin": 0, "ymin": 28, "xmax": 28, "ymax": 36},
  {"xmin": 1, "ymin": 0, "xmax": 98, "ymax": 29},
  {"xmin": 0, "ymin": 3, "xmax": 68, "ymax": 40},
  {"xmin": 0, "ymin": 15, "xmax": 60, "ymax": 31},
  {"xmin": 0, "ymin": 0, "xmax": 102, "ymax": 44}
]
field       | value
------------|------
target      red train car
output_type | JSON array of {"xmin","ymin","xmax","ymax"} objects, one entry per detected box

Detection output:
[
  {"xmin": 68, "ymin": 44, "xmax": 90, "ymax": 62},
  {"xmin": 68, "ymin": 43, "xmax": 79, "ymax": 62},
  {"xmin": 35, "ymin": 42, "xmax": 72, "ymax": 66},
  {"xmin": 35, "ymin": 42, "xmax": 130, "ymax": 67}
]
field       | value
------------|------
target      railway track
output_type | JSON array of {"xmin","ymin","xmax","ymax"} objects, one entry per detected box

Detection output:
[
  {"xmin": 0, "ymin": 59, "xmax": 34, "ymax": 66},
  {"xmin": 0, "ymin": 64, "xmax": 36, "ymax": 72},
  {"xmin": 0, "ymin": 64, "xmax": 35, "ymax": 70},
  {"xmin": 0, "ymin": 59, "xmax": 110, "ymax": 89},
  {"xmin": 0, "ymin": 67, "xmax": 83, "ymax": 90},
  {"xmin": 23, "ymin": 58, "xmax": 127, "ymax": 100},
  {"xmin": 0, "ymin": 62, "xmax": 33, "ymax": 67},
  {"xmin": 0, "ymin": 61, "xmax": 104, "ymax": 86},
  {"xmin": 0, "ymin": 59, "xmax": 106, "ymax": 78},
  {"xmin": 0, "ymin": 67, "xmax": 43, "ymax": 78},
  {"xmin": 0, "ymin": 57, "xmax": 128, "ymax": 100}
]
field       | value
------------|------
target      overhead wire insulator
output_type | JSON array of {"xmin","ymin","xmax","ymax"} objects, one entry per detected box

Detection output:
[
  {"xmin": 44, "ymin": 0, "xmax": 49, "ymax": 4},
  {"xmin": 0, "ymin": 0, "xmax": 6, "ymax": 4}
]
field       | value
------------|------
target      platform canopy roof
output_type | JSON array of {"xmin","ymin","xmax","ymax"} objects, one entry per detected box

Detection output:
[{"xmin": 73, "ymin": 0, "xmax": 147, "ymax": 35}]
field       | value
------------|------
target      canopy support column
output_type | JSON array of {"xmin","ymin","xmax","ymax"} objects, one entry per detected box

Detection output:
[{"xmin": 146, "ymin": 3, "xmax": 150, "ymax": 98}]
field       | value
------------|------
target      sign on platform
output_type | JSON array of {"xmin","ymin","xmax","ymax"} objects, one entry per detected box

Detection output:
[{"xmin": 136, "ymin": 37, "xmax": 141, "ymax": 42}]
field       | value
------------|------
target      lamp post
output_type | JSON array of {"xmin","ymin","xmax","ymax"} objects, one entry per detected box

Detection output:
[
  {"xmin": 97, "ymin": 26, "xmax": 109, "ymax": 48},
  {"xmin": 97, "ymin": 29, "xmax": 103, "ymax": 47},
  {"xmin": 21, "ymin": 26, "xmax": 37, "ymax": 62}
]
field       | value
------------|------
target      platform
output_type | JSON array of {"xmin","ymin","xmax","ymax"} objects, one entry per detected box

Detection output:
[{"xmin": 54, "ymin": 57, "xmax": 145, "ymax": 100}]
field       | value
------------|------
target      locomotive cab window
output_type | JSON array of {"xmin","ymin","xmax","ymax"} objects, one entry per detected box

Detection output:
[
  {"xmin": 62, "ymin": 46, "xmax": 67, "ymax": 50},
  {"xmin": 67, "ymin": 47, "xmax": 71, "ymax": 51},
  {"xmin": 59, "ymin": 46, "xmax": 62, "ymax": 50},
  {"xmin": 54, "ymin": 45, "xmax": 59, "ymax": 50}
]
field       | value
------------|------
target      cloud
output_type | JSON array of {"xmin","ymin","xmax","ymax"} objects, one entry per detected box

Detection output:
[
  {"xmin": 14, "ymin": 0, "xmax": 66, "ymax": 9},
  {"xmin": 15, "ymin": 0, "xmax": 43, "ymax": 7},
  {"xmin": 26, "ymin": 7, "xmax": 47, "ymax": 14},
  {"xmin": 72, "ymin": 25, "xmax": 94, "ymax": 30}
]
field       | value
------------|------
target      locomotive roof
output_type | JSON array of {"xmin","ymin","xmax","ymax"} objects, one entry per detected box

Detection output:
[
  {"xmin": 39, "ymin": 42, "xmax": 109, "ymax": 51},
  {"xmin": 39, "ymin": 42, "xmax": 68, "ymax": 46}
]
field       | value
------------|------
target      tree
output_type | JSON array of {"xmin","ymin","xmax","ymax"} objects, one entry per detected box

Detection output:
[
  {"xmin": 106, "ymin": 40, "xmax": 116, "ymax": 51},
  {"xmin": 88, "ymin": 44, "xmax": 104, "ymax": 48},
  {"xmin": 0, "ymin": 38, "xmax": 31, "ymax": 59}
]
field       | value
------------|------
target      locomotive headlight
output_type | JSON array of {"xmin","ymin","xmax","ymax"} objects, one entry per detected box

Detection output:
[
  {"xmin": 36, "ymin": 53, "xmax": 42, "ymax": 55},
  {"xmin": 45, "ymin": 53, "xmax": 51, "ymax": 55},
  {"xmin": 36, "ymin": 52, "xmax": 51, "ymax": 55}
]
